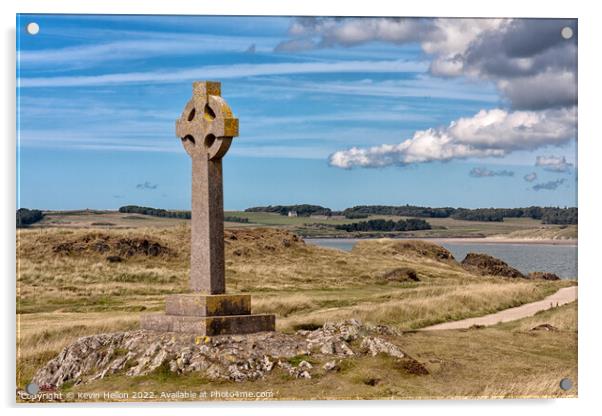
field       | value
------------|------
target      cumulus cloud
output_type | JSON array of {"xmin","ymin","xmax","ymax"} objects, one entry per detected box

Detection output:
[
  {"xmin": 136, "ymin": 181, "xmax": 158, "ymax": 190},
  {"xmin": 535, "ymin": 155, "xmax": 574, "ymax": 173},
  {"xmin": 523, "ymin": 172, "xmax": 538, "ymax": 182},
  {"xmin": 329, "ymin": 107, "xmax": 576, "ymax": 168},
  {"xmin": 469, "ymin": 167, "xmax": 514, "ymax": 178},
  {"xmin": 278, "ymin": 17, "xmax": 578, "ymax": 169},
  {"xmin": 301, "ymin": 17, "xmax": 434, "ymax": 47},
  {"xmin": 277, "ymin": 17, "xmax": 577, "ymax": 111},
  {"xmin": 532, "ymin": 178, "xmax": 565, "ymax": 191}
]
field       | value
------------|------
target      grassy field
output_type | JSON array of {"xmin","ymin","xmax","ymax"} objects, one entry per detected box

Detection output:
[
  {"xmin": 16, "ymin": 225, "xmax": 576, "ymax": 400},
  {"xmin": 33, "ymin": 210, "xmax": 576, "ymax": 239},
  {"xmin": 37, "ymin": 210, "xmax": 188, "ymax": 229}
]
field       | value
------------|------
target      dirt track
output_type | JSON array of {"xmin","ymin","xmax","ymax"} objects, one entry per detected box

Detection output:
[{"xmin": 421, "ymin": 286, "xmax": 577, "ymax": 330}]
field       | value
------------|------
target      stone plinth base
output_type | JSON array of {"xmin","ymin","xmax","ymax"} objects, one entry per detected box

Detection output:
[
  {"xmin": 141, "ymin": 294, "xmax": 275, "ymax": 335},
  {"xmin": 166, "ymin": 294, "xmax": 251, "ymax": 316},
  {"xmin": 140, "ymin": 313, "xmax": 275, "ymax": 336}
]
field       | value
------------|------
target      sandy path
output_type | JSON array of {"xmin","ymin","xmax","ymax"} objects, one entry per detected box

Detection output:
[{"xmin": 421, "ymin": 286, "xmax": 577, "ymax": 330}]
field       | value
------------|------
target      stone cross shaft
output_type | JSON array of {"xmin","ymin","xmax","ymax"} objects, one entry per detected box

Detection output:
[{"xmin": 175, "ymin": 81, "xmax": 239, "ymax": 294}]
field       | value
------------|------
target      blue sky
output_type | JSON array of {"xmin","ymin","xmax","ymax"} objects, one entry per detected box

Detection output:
[{"xmin": 16, "ymin": 15, "xmax": 577, "ymax": 210}]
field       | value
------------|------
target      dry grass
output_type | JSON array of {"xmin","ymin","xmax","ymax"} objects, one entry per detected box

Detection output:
[
  {"xmin": 492, "ymin": 225, "xmax": 578, "ymax": 240},
  {"xmin": 52, "ymin": 302, "xmax": 578, "ymax": 401},
  {"xmin": 15, "ymin": 226, "xmax": 576, "ymax": 399}
]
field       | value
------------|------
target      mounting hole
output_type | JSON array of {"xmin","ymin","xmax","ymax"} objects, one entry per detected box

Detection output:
[
  {"xmin": 26, "ymin": 22, "xmax": 40, "ymax": 35},
  {"xmin": 559, "ymin": 378, "xmax": 573, "ymax": 391},
  {"xmin": 204, "ymin": 134, "xmax": 216, "ymax": 148},
  {"xmin": 561, "ymin": 26, "xmax": 573, "ymax": 40},
  {"xmin": 25, "ymin": 382, "xmax": 39, "ymax": 395}
]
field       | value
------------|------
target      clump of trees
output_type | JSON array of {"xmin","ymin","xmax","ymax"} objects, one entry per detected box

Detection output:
[
  {"xmin": 16, "ymin": 208, "xmax": 44, "ymax": 227},
  {"xmin": 541, "ymin": 207, "xmax": 577, "ymax": 225},
  {"xmin": 224, "ymin": 216, "xmax": 250, "ymax": 223},
  {"xmin": 343, "ymin": 205, "xmax": 454, "ymax": 218},
  {"xmin": 343, "ymin": 212, "xmax": 369, "ymax": 219},
  {"xmin": 118, "ymin": 205, "xmax": 191, "ymax": 219},
  {"xmin": 450, "ymin": 208, "xmax": 506, "ymax": 222},
  {"xmin": 335, "ymin": 218, "xmax": 431, "ymax": 232},
  {"xmin": 245, "ymin": 204, "xmax": 332, "ymax": 217}
]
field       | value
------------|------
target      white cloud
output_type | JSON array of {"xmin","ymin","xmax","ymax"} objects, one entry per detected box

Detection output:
[
  {"xmin": 20, "ymin": 59, "xmax": 427, "ymax": 88},
  {"xmin": 535, "ymin": 155, "xmax": 574, "ymax": 172},
  {"xmin": 524, "ymin": 172, "xmax": 538, "ymax": 182},
  {"xmin": 329, "ymin": 107, "xmax": 576, "ymax": 168},
  {"xmin": 280, "ymin": 17, "xmax": 433, "ymax": 49}
]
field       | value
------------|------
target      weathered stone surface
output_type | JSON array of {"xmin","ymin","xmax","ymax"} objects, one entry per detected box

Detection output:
[
  {"xmin": 165, "ymin": 294, "xmax": 251, "ymax": 317},
  {"xmin": 461, "ymin": 252, "xmax": 525, "ymax": 278},
  {"xmin": 140, "ymin": 80, "xmax": 275, "ymax": 336},
  {"xmin": 33, "ymin": 320, "xmax": 426, "ymax": 388},
  {"xmin": 361, "ymin": 336, "xmax": 406, "ymax": 358},
  {"xmin": 140, "ymin": 313, "xmax": 275, "ymax": 335},
  {"xmin": 176, "ymin": 81, "xmax": 239, "ymax": 294},
  {"xmin": 531, "ymin": 323, "xmax": 559, "ymax": 331}
]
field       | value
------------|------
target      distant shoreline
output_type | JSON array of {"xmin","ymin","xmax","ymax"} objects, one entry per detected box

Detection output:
[
  {"xmin": 424, "ymin": 237, "xmax": 577, "ymax": 246},
  {"xmin": 305, "ymin": 236, "xmax": 577, "ymax": 246}
]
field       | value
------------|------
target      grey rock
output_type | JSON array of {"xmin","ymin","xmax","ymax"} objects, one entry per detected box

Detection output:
[
  {"xmin": 361, "ymin": 336, "xmax": 405, "ymax": 358},
  {"xmin": 33, "ymin": 320, "xmax": 418, "ymax": 387},
  {"xmin": 323, "ymin": 360, "xmax": 339, "ymax": 371}
]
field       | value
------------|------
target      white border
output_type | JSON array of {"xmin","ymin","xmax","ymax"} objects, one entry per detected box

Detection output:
[{"xmin": 2, "ymin": 1, "xmax": 600, "ymax": 415}]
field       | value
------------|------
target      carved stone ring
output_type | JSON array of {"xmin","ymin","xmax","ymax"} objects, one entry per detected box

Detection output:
[{"xmin": 175, "ymin": 81, "xmax": 239, "ymax": 160}]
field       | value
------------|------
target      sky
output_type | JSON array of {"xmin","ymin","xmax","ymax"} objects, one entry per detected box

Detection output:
[{"xmin": 16, "ymin": 15, "xmax": 577, "ymax": 210}]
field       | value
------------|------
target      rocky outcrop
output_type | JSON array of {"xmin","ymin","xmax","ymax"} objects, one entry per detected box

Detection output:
[
  {"xmin": 461, "ymin": 253, "xmax": 525, "ymax": 278},
  {"xmin": 528, "ymin": 271, "xmax": 561, "ymax": 281},
  {"xmin": 32, "ymin": 320, "xmax": 425, "ymax": 388},
  {"xmin": 380, "ymin": 267, "xmax": 420, "ymax": 282}
]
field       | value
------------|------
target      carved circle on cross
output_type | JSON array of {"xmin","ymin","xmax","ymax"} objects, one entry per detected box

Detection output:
[{"xmin": 175, "ymin": 81, "xmax": 239, "ymax": 161}]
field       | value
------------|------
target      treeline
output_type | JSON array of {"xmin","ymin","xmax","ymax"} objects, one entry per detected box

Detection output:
[
  {"xmin": 450, "ymin": 208, "xmax": 507, "ymax": 222},
  {"xmin": 541, "ymin": 207, "xmax": 577, "ymax": 225},
  {"xmin": 450, "ymin": 206, "xmax": 578, "ymax": 224},
  {"xmin": 16, "ymin": 208, "xmax": 44, "ymax": 227},
  {"xmin": 119, "ymin": 205, "xmax": 191, "ymax": 219},
  {"xmin": 343, "ymin": 205, "xmax": 577, "ymax": 225},
  {"xmin": 224, "ymin": 216, "xmax": 250, "ymax": 223},
  {"xmin": 335, "ymin": 218, "xmax": 431, "ymax": 232},
  {"xmin": 343, "ymin": 205, "xmax": 455, "ymax": 218},
  {"xmin": 245, "ymin": 204, "xmax": 332, "ymax": 217}
]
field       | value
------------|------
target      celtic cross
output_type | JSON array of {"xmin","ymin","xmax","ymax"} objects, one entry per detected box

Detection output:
[{"xmin": 175, "ymin": 81, "xmax": 239, "ymax": 294}]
